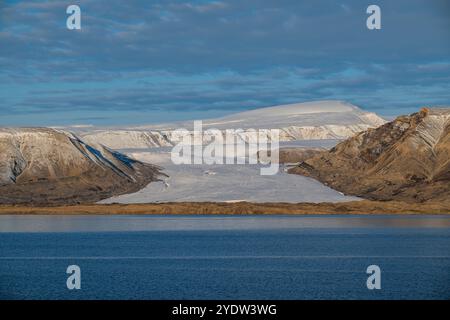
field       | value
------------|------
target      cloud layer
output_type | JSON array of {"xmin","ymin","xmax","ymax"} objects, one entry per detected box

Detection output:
[{"xmin": 0, "ymin": 0, "xmax": 449, "ymax": 125}]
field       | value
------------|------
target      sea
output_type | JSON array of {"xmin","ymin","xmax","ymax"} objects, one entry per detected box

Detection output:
[{"xmin": 0, "ymin": 214, "xmax": 449, "ymax": 300}]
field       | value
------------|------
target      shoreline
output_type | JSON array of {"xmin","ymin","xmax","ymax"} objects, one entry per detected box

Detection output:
[{"xmin": 0, "ymin": 200, "xmax": 449, "ymax": 215}]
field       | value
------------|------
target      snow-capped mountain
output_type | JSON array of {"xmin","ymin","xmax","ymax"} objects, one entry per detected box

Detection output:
[
  {"xmin": 80, "ymin": 101, "xmax": 386, "ymax": 149},
  {"xmin": 0, "ymin": 128, "xmax": 161, "ymax": 204}
]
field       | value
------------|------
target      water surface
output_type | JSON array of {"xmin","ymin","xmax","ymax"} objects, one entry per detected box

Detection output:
[{"xmin": 0, "ymin": 215, "xmax": 449, "ymax": 300}]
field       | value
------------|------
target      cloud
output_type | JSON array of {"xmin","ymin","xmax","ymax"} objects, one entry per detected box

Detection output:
[{"xmin": 0, "ymin": 0, "xmax": 449, "ymax": 125}]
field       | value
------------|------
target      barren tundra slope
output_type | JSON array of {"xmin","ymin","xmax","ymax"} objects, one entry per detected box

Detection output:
[
  {"xmin": 0, "ymin": 128, "xmax": 162, "ymax": 205},
  {"xmin": 0, "ymin": 200, "xmax": 449, "ymax": 215},
  {"xmin": 289, "ymin": 108, "xmax": 450, "ymax": 203}
]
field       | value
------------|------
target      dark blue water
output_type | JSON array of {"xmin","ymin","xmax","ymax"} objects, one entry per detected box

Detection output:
[{"xmin": 0, "ymin": 215, "xmax": 449, "ymax": 300}]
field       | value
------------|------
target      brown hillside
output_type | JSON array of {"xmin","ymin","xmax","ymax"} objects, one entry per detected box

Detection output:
[{"xmin": 289, "ymin": 108, "xmax": 450, "ymax": 202}]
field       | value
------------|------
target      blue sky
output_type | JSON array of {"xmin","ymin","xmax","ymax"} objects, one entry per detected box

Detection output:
[{"xmin": 0, "ymin": 0, "xmax": 449, "ymax": 126}]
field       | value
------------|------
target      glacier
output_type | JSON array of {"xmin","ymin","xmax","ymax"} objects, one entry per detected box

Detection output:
[{"xmin": 85, "ymin": 101, "xmax": 384, "ymax": 204}]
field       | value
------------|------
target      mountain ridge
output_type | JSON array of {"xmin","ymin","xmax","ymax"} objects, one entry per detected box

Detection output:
[
  {"xmin": 0, "ymin": 128, "xmax": 162, "ymax": 204},
  {"xmin": 79, "ymin": 100, "xmax": 386, "ymax": 149},
  {"xmin": 289, "ymin": 107, "xmax": 450, "ymax": 202}
]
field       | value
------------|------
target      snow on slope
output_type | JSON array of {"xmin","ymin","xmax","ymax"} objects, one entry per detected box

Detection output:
[
  {"xmin": 139, "ymin": 100, "xmax": 385, "ymax": 129},
  {"xmin": 288, "ymin": 107, "xmax": 450, "ymax": 202},
  {"xmin": 0, "ymin": 128, "xmax": 135, "ymax": 184},
  {"xmin": 81, "ymin": 101, "xmax": 386, "ymax": 149},
  {"xmin": 101, "ymin": 141, "xmax": 361, "ymax": 204},
  {"xmin": 201, "ymin": 100, "xmax": 385, "ymax": 129},
  {"xmin": 82, "ymin": 101, "xmax": 381, "ymax": 204},
  {"xmin": 0, "ymin": 128, "xmax": 161, "ymax": 204}
]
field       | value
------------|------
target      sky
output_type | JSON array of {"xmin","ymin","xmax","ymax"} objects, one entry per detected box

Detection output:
[{"xmin": 0, "ymin": 0, "xmax": 449, "ymax": 126}]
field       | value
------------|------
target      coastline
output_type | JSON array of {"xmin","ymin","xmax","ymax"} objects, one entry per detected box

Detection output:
[{"xmin": 1, "ymin": 200, "xmax": 449, "ymax": 215}]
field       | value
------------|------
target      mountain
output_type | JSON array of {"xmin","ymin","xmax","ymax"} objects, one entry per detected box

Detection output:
[
  {"xmin": 0, "ymin": 128, "xmax": 162, "ymax": 205},
  {"xmin": 80, "ymin": 101, "xmax": 386, "ymax": 149},
  {"xmin": 289, "ymin": 108, "xmax": 450, "ymax": 203}
]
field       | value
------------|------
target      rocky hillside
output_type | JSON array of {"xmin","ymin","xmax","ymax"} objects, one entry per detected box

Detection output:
[
  {"xmin": 289, "ymin": 108, "xmax": 450, "ymax": 203},
  {"xmin": 0, "ymin": 128, "xmax": 162, "ymax": 205},
  {"xmin": 258, "ymin": 147, "xmax": 325, "ymax": 164}
]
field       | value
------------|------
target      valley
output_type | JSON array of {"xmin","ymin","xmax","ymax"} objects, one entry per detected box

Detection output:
[{"xmin": 0, "ymin": 100, "xmax": 448, "ymax": 212}]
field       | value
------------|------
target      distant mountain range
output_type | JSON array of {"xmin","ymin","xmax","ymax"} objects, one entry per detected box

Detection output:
[
  {"xmin": 79, "ymin": 101, "xmax": 386, "ymax": 149},
  {"xmin": 289, "ymin": 108, "xmax": 450, "ymax": 203},
  {"xmin": 0, "ymin": 101, "xmax": 448, "ymax": 207}
]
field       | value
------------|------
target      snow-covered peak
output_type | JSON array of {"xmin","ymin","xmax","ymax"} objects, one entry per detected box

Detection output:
[
  {"xmin": 220, "ymin": 100, "xmax": 359, "ymax": 118},
  {"xmin": 133, "ymin": 100, "xmax": 385, "ymax": 130},
  {"xmin": 77, "ymin": 101, "xmax": 387, "ymax": 149}
]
